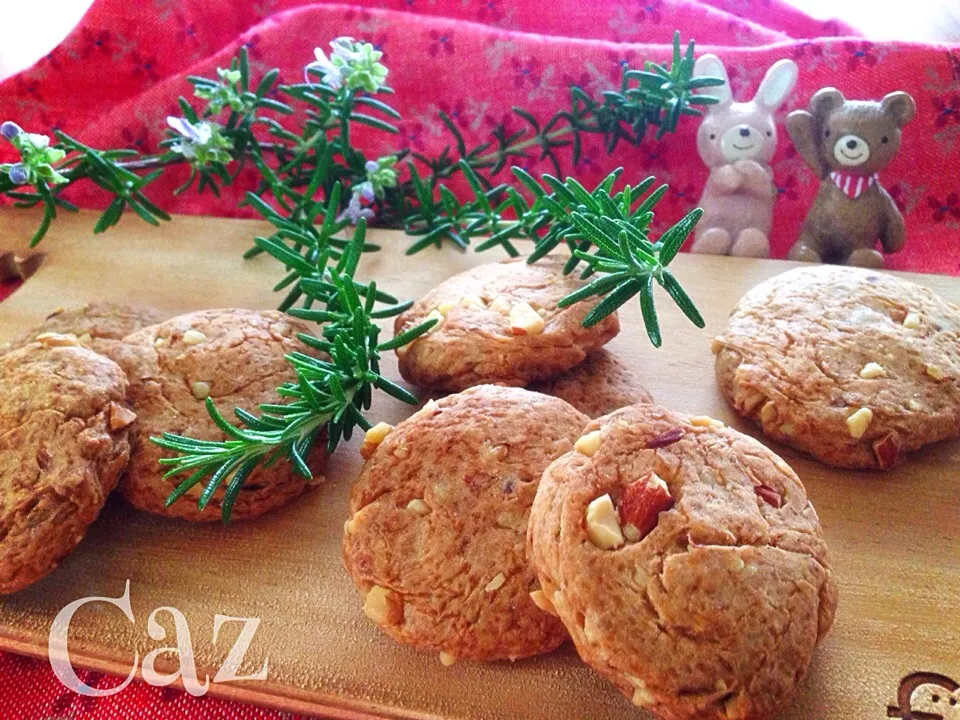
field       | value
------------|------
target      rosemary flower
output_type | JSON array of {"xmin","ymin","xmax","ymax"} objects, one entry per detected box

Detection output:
[
  {"xmin": 337, "ymin": 193, "xmax": 375, "ymax": 224},
  {"xmin": 166, "ymin": 117, "xmax": 233, "ymax": 166},
  {"xmin": 6, "ymin": 164, "xmax": 28, "ymax": 185},
  {"xmin": 306, "ymin": 37, "xmax": 388, "ymax": 93},
  {"xmin": 0, "ymin": 121, "xmax": 21, "ymax": 141}
]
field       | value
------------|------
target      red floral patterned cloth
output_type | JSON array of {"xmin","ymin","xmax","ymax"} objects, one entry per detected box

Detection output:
[{"xmin": 0, "ymin": 1, "xmax": 958, "ymax": 717}]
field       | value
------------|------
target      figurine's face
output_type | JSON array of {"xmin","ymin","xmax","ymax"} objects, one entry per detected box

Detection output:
[
  {"xmin": 909, "ymin": 682, "xmax": 960, "ymax": 719},
  {"xmin": 697, "ymin": 102, "xmax": 778, "ymax": 168},
  {"xmin": 822, "ymin": 101, "xmax": 902, "ymax": 175}
]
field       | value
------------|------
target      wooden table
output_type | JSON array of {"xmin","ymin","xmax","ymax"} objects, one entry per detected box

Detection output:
[{"xmin": 0, "ymin": 209, "xmax": 957, "ymax": 720}]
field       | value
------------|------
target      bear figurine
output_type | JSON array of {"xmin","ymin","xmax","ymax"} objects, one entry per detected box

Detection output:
[{"xmin": 786, "ymin": 88, "xmax": 915, "ymax": 267}]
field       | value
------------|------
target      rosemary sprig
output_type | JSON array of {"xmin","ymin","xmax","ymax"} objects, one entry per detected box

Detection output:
[{"xmin": 150, "ymin": 222, "xmax": 436, "ymax": 523}]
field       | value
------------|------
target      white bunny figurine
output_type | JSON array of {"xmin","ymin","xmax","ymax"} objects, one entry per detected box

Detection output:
[{"xmin": 690, "ymin": 55, "xmax": 799, "ymax": 257}]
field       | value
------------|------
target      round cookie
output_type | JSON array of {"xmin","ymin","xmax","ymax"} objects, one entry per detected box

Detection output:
[
  {"xmin": 531, "ymin": 349, "xmax": 653, "ymax": 418},
  {"xmin": 393, "ymin": 256, "xmax": 620, "ymax": 391},
  {"xmin": 3, "ymin": 302, "xmax": 167, "ymax": 363},
  {"xmin": 0, "ymin": 335, "xmax": 134, "ymax": 594},
  {"xmin": 528, "ymin": 404, "xmax": 837, "ymax": 720},
  {"xmin": 118, "ymin": 309, "xmax": 324, "ymax": 522},
  {"xmin": 713, "ymin": 266, "xmax": 960, "ymax": 469},
  {"xmin": 342, "ymin": 385, "xmax": 589, "ymax": 662}
]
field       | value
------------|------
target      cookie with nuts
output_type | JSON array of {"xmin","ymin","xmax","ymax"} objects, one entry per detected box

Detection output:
[
  {"xmin": 531, "ymin": 348, "xmax": 653, "ymax": 418},
  {"xmin": 117, "ymin": 309, "xmax": 325, "ymax": 522},
  {"xmin": 2, "ymin": 302, "xmax": 167, "ymax": 364},
  {"xmin": 713, "ymin": 265, "xmax": 960, "ymax": 469},
  {"xmin": 527, "ymin": 404, "xmax": 837, "ymax": 720},
  {"xmin": 393, "ymin": 256, "xmax": 620, "ymax": 391},
  {"xmin": 0, "ymin": 335, "xmax": 134, "ymax": 594},
  {"xmin": 342, "ymin": 385, "xmax": 589, "ymax": 663}
]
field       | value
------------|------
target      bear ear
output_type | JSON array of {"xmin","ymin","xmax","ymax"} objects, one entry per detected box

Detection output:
[
  {"xmin": 694, "ymin": 54, "xmax": 732, "ymax": 110},
  {"xmin": 754, "ymin": 59, "xmax": 798, "ymax": 112},
  {"xmin": 808, "ymin": 87, "xmax": 845, "ymax": 120},
  {"xmin": 881, "ymin": 91, "xmax": 916, "ymax": 128}
]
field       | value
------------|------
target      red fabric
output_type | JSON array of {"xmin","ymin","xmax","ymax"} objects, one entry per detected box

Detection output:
[{"xmin": 0, "ymin": 1, "xmax": 957, "ymax": 718}]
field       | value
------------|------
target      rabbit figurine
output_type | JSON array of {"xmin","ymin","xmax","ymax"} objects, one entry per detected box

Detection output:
[{"xmin": 690, "ymin": 55, "xmax": 799, "ymax": 257}]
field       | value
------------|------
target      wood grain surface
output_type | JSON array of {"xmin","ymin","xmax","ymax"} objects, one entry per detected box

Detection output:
[{"xmin": 0, "ymin": 209, "xmax": 957, "ymax": 720}]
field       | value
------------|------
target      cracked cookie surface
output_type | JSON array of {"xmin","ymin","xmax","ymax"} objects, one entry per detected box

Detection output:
[
  {"xmin": 527, "ymin": 404, "xmax": 837, "ymax": 720},
  {"xmin": 117, "ymin": 309, "xmax": 325, "ymax": 522},
  {"xmin": 0, "ymin": 336, "xmax": 133, "ymax": 594},
  {"xmin": 3, "ymin": 302, "xmax": 167, "ymax": 364},
  {"xmin": 342, "ymin": 385, "xmax": 589, "ymax": 662},
  {"xmin": 393, "ymin": 256, "xmax": 619, "ymax": 391},
  {"xmin": 531, "ymin": 348, "xmax": 653, "ymax": 417},
  {"xmin": 713, "ymin": 266, "xmax": 960, "ymax": 469}
]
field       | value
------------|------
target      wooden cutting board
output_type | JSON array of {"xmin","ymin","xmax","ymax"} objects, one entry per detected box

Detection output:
[{"xmin": 0, "ymin": 208, "xmax": 957, "ymax": 720}]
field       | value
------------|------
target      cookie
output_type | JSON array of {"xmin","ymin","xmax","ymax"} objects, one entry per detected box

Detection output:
[
  {"xmin": 531, "ymin": 349, "xmax": 653, "ymax": 417},
  {"xmin": 118, "ymin": 309, "xmax": 325, "ymax": 522},
  {"xmin": 393, "ymin": 257, "xmax": 620, "ymax": 391},
  {"xmin": 528, "ymin": 404, "xmax": 837, "ymax": 720},
  {"xmin": 3, "ymin": 302, "xmax": 167, "ymax": 363},
  {"xmin": 0, "ymin": 335, "xmax": 134, "ymax": 594},
  {"xmin": 713, "ymin": 266, "xmax": 960, "ymax": 469},
  {"xmin": 342, "ymin": 385, "xmax": 589, "ymax": 662}
]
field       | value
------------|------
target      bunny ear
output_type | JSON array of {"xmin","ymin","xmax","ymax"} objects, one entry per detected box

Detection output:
[
  {"xmin": 694, "ymin": 54, "xmax": 732, "ymax": 109},
  {"xmin": 754, "ymin": 59, "xmax": 798, "ymax": 112}
]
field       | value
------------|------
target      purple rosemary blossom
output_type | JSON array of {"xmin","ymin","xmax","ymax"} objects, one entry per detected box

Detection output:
[
  {"xmin": 364, "ymin": 160, "xmax": 379, "ymax": 173},
  {"xmin": 357, "ymin": 181, "xmax": 375, "ymax": 203},
  {"xmin": 6, "ymin": 163, "xmax": 29, "ymax": 185},
  {"xmin": 336, "ymin": 194, "xmax": 375, "ymax": 225},
  {"xmin": 0, "ymin": 121, "xmax": 22, "ymax": 141},
  {"xmin": 167, "ymin": 116, "xmax": 211, "ymax": 146}
]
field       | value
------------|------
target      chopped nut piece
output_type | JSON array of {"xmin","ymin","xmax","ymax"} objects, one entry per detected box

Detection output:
[
  {"xmin": 182, "ymin": 329, "xmax": 207, "ymax": 345},
  {"xmin": 740, "ymin": 392, "xmax": 766, "ymax": 414},
  {"xmin": 646, "ymin": 428, "xmax": 684, "ymax": 449},
  {"xmin": 191, "ymin": 381, "xmax": 211, "ymax": 400},
  {"xmin": 406, "ymin": 498, "xmax": 429, "ymax": 515},
  {"xmin": 632, "ymin": 685, "xmax": 654, "ymax": 707},
  {"xmin": 859, "ymin": 362, "xmax": 887, "ymax": 379},
  {"xmin": 438, "ymin": 652, "xmax": 456, "ymax": 667},
  {"xmin": 423, "ymin": 309, "xmax": 444, "ymax": 334},
  {"xmin": 393, "ymin": 445, "xmax": 410, "ymax": 459},
  {"xmin": 344, "ymin": 514, "xmax": 360, "ymax": 534},
  {"xmin": 36, "ymin": 332, "xmax": 79, "ymax": 347},
  {"xmin": 926, "ymin": 364, "xmax": 946, "ymax": 380},
  {"xmin": 872, "ymin": 433, "xmax": 900, "ymax": 469},
  {"xmin": 622, "ymin": 524, "xmax": 641, "ymax": 542},
  {"xmin": 190, "ymin": 380, "xmax": 212, "ymax": 399},
  {"xmin": 154, "ymin": 337, "xmax": 167, "ymax": 348},
  {"xmin": 585, "ymin": 494, "xmax": 625, "ymax": 550},
  {"xmin": 78, "ymin": 332, "xmax": 93, "ymax": 345},
  {"xmin": 618, "ymin": 473, "xmax": 674, "ymax": 541},
  {"xmin": 780, "ymin": 423, "xmax": 795, "ymax": 437},
  {"xmin": 488, "ymin": 294, "xmax": 511, "ymax": 314},
  {"xmin": 845, "ymin": 407, "xmax": 874, "ymax": 439},
  {"xmin": 459, "ymin": 294, "xmax": 486, "ymax": 310},
  {"xmin": 710, "ymin": 338, "xmax": 723, "ymax": 354},
  {"xmin": 529, "ymin": 589, "xmax": 558, "ymax": 616},
  {"xmin": 690, "ymin": 415, "xmax": 724, "ymax": 428},
  {"xmin": 363, "ymin": 585, "xmax": 401, "ymax": 625},
  {"xmin": 364, "ymin": 421, "xmax": 394, "ymax": 446},
  {"xmin": 437, "ymin": 301, "xmax": 456, "ymax": 315},
  {"xmin": 484, "ymin": 572, "xmax": 506, "ymax": 592},
  {"xmin": 421, "ymin": 399, "xmax": 440, "ymax": 415},
  {"xmin": 509, "ymin": 301, "xmax": 545, "ymax": 336},
  {"xmin": 759, "ymin": 401, "xmax": 778, "ymax": 424},
  {"xmin": 902, "ymin": 312, "xmax": 922, "ymax": 329},
  {"xmin": 575, "ymin": 430, "xmax": 603, "ymax": 456},
  {"xmin": 754, "ymin": 484, "xmax": 782, "ymax": 508},
  {"xmin": 108, "ymin": 403, "xmax": 137, "ymax": 431}
]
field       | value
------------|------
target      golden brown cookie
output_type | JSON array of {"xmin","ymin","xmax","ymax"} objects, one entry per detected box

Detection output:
[
  {"xmin": 528, "ymin": 405, "xmax": 837, "ymax": 720},
  {"xmin": 118, "ymin": 309, "xmax": 325, "ymax": 522},
  {"xmin": 393, "ymin": 257, "xmax": 620, "ymax": 391},
  {"xmin": 3, "ymin": 302, "xmax": 167, "ymax": 363},
  {"xmin": 0, "ymin": 335, "xmax": 133, "ymax": 594},
  {"xmin": 342, "ymin": 385, "xmax": 589, "ymax": 663},
  {"xmin": 713, "ymin": 266, "xmax": 960, "ymax": 469},
  {"xmin": 530, "ymin": 349, "xmax": 653, "ymax": 417}
]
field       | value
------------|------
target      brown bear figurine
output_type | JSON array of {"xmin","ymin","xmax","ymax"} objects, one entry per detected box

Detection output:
[{"xmin": 786, "ymin": 88, "xmax": 915, "ymax": 267}]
